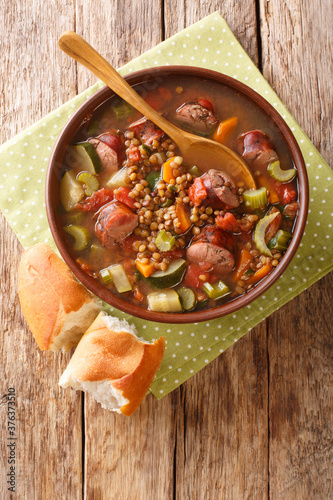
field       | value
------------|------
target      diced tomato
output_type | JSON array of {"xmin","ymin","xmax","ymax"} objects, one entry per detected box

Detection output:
[
  {"xmin": 162, "ymin": 249, "xmax": 186, "ymax": 259},
  {"xmin": 275, "ymin": 183, "xmax": 297, "ymax": 204},
  {"xmin": 114, "ymin": 187, "xmax": 136, "ymax": 209},
  {"xmin": 99, "ymin": 133, "xmax": 123, "ymax": 155},
  {"xmin": 76, "ymin": 188, "xmax": 114, "ymax": 212},
  {"xmin": 188, "ymin": 177, "xmax": 207, "ymax": 206},
  {"xmin": 216, "ymin": 212, "xmax": 239, "ymax": 232},
  {"xmin": 183, "ymin": 264, "xmax": 217, "ymax": 290},
  {"xmin": 133, "ymin": 287, "xmax": 144, "ymax": 302},
  {"xmin": 127, "ymin": 145, "xmax": 141, "ymax": 163},
  {"xmin": 198, "ymin": 98, "xmax": 215, "ymax": 112}
]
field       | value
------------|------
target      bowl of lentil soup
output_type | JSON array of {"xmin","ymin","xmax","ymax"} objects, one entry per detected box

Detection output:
[{"xmin": 46, "ymin": 66, "xmax": 308, "ymax": 323}]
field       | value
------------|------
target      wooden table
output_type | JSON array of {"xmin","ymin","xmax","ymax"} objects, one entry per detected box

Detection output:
[{"xmin": 1, "ymin": 2, "xmax": 332, "ymax": 499}]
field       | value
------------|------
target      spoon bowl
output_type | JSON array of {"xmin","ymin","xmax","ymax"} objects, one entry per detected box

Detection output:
[{"xmin": 58, "ymin": 31, "xmax": 256, "ymax": 189}]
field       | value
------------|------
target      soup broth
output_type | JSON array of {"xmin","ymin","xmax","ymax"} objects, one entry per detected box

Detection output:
[{"xmin": 58, "ymin": 75, "xmax": 299, "ymax": 314}]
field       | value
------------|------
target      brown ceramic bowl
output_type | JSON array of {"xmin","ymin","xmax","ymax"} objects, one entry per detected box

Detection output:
[{"xmin": 46, "ymin": 66, "xmax": 309, "ymax": 323}]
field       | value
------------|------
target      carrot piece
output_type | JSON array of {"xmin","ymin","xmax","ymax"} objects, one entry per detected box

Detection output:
[
  {"xmin": 162, "ymin": 158, "xmax": 176, "ymax": 183},
  {"xmin": 213, "ymin": 116, "xmax": 238, "ymax": 144},
  {"xmin": 234, "ymin": 248, "xmax": 253, "ymax": 281},
  {"xmin": 176, "ymin": 204, "xmax": 192, "ymax": 232},
  {"xmin": 257, "ymin": 175, "xmax": 279, "ymax": 204},
  {"xmin": 247, "ymin": 263, "xmax": 272, "ymax": 285},
  {"xmin": 136, "ymin": 260, "xmax": 155, "ymax": 278}
]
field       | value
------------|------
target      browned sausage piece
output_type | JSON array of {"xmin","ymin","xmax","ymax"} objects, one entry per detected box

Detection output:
[
  {"xmin": 202, "ymin": 169, "xmax": 240, "ymax": 209},
  {"xmin": 186, "ymin": 226, "xmax": 235, "ymax": 274},
  {"xmin": 128, "ymin": 117, "xmax": 164, "ymax": 145},
  {"xmin": 236, "ymin": 130, "xmax": 278, "ymax": 170},
  {"xmin": 95, "ymin": 201, "xmax": 139, "ymax": 248},
  {"xmin": 88, "ymin": 138, "xmax": 118, "ymax": 174},
  {"xmin": 265, "ymin": 207, "xmax": 282, "ymax": 242},
  {"xmin": 175, "ymin": 101, "xmax": 218, "ymax": 134}
]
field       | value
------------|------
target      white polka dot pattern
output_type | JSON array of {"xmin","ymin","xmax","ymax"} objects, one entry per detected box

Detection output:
[{"xmin": 0, "ymin": 13, "xmax": 332, "ymax": 399}]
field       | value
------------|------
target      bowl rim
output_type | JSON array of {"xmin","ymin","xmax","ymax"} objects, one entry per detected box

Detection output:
[{"xmin": 46, "ymin": 65, "xmax": 309, "ymax": 324}]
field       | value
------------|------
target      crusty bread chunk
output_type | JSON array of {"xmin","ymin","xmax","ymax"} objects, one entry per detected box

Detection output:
[
  {"xmin": 59, "ymin": 312, "xmax": 165, "ymax": 416},
  {"xmin": 17, "ymin": 243, "xmax": 102, "ymax": 352}
]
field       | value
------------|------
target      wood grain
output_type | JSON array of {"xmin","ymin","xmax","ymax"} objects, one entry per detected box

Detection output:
[
  {"xmin": 0, "ymin": 1, "xmax": 82, "ymax": 499},
  {"xmin": 74, "ymin": 3, "xmax": 177, "ymax": 499},
  {"xmin": 259, "ymin": 0, "xmax": 333, "ymax": 498}
]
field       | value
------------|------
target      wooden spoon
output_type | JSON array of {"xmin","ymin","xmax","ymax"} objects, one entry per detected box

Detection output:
[{"xmin": 58, "ymin": 31, "xmax": 256, "ymax": 188}]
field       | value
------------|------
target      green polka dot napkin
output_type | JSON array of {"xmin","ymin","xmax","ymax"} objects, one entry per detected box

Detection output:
[{"xmin": 1, "ymin": 13, "xmax": 332, "ymax": 399}]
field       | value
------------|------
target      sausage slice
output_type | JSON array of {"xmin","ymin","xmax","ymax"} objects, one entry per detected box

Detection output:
[
  {"xmin": 175, "ymin": 100, "xmax": 218, "ymax": 134},
  {"xmin": 202, "ymin": 169, "xmax": 240, "ymax": 209},
  {"xmin": 129, "ymin": 117, "xmax": 164, "ymax": 145},
  {"xmin": 236, "ymin": 130, "xmax": 278, "ymax": 170},
  {"xmin": 186, "ymin": 226, "xmax": 235, "ymax": 274},
  {"xmin": 88, "ymin": 138, "xmax": 118, "ymax": 174},
  {"xmin": 95, "ymin": 201, "xmax": 139, "ymax": 248}
]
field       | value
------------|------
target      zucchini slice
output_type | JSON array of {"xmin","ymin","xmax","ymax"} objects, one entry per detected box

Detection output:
[
  {"xmin": 147, "ymin": 289, "xmax": 182, "ymax": 312},
  {"xmin": 243, "ymin": 187, "xmax": 268, "ymax": 210},
  {"xmin": 60, "ymin": 171, "xmax": 85, "ymax": 212},
  {"xmin": 268, "ymin": 229, "xmax": 292, "ymax": 251},
  {"xmin": 106, "ymin": 166, "xmax": 128, "ymax": 189},
  {"xmin": 147, "ymin": 259, "xmax": 187, "ymax": 289},
  {"xmin": 77, "ymin": 172, "xmax": 99, "ymax": 196},
  {"xmin": 108, "ymin": 264, "xmax": 132, "ymax": 293},
  {"xmin": 177, "ymin": 287, "xmax": 196, "ymax": 311},
  {"xmin": 254, "ymin": 212, "xmax": 280, "ymax": 257},
  {"xmin": 71, "ymin": 142, "xmax": 102, "ymax": 174},
  {"xmin": 268, "ymin": 161, "xmax": 296, "ymax": 182},
  {"xmin": 63, "ymin": 225, "xmax": 90, "ymax": 251}
]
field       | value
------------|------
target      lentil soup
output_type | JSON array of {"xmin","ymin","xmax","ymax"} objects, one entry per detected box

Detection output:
[{"xmin": 57, "ymin": 74, "xmax": 299, "ymax": 314}]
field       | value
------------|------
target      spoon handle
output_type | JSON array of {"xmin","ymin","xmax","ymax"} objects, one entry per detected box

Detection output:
[{"xmin": 58, "ymin": 31, "xmax": 185, "ymax": 144}]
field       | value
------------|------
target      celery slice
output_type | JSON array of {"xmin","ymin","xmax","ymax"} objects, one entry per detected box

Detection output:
[
  {"xmin": 71, "ymin": 142, "xmax": 102, "ymax": 174},
  {"xmin": 155, "ymin": 230, "xmax": 176, "ymax": 252},
  {"xmin": 60, "ymin": 171, "xmax": 85, "ymax": 212},
  {"xmin": 147, "ymin": 290, "xmax": 182, "ymax": 312},
  {"xmin": 203, "ymin": 280, "xmax": 230, "ymax": 300},
  {"xmin": 177, "ymin": 287, "xmax": 196, "ymax": 311},
  {"xmin": 63, "ymin": 225, "xmax": 90, "ymax": 251},
  {"xmin": 108, "ymin": 264, "xmax": 132, "ymax": 293},
  {"xmin": 268, "ymin": 230, "xmax": 292, "ymax": 251},
  {"xmin": 253, "ymin": 212, "xmax": 280, "ymax": 257},
  {"xmin": 77, "ymin": 172, "xmax": 99, "ymax": 196},
  {"xmin": 243, "ymin": 187, "xmax": 268, "ymax": 209},
  {"xmin": 268, "ymin": 161, "xmax": 296, "ymax": 182},
  {"xmin": 99, "ymin": 268, "xmax": 113, "ymax": 284}
]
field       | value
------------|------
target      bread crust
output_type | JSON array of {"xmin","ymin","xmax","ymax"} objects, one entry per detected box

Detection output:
[
  {"xmin": 62, "ymin": 312, "xmax": 166, "ymax": 416},
  {"xmin": 17, "ymin": 243, "xmax": 99, "ymax": 350}
]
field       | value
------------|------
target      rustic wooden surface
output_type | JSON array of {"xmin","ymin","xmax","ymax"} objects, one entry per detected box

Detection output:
[{"xmin": 0, "ymin": 1, "xmax": 332, "ymax": 499}]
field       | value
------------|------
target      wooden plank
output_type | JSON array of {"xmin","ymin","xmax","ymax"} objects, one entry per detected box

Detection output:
[
  {"xmin": 74, "ymin": 3, "xmax": 177, "ymax": 499},
  {"xmin": 164, "ymin": 0, "xmax": 259, "ymax": 66},
  {"xmin": 0, "ymin": 1, "xmax": 82, "ymax": 498},
  {"xmin": 175, "ymin": 325, "xmax": 269, "ymax": 499},
  {"xmin": 163, "ymin": 3, "xmax": 269, "ymax": 499},
  {"xmin": 260, "ymin": 1, "xmax": 333, "ymax": 498}
]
